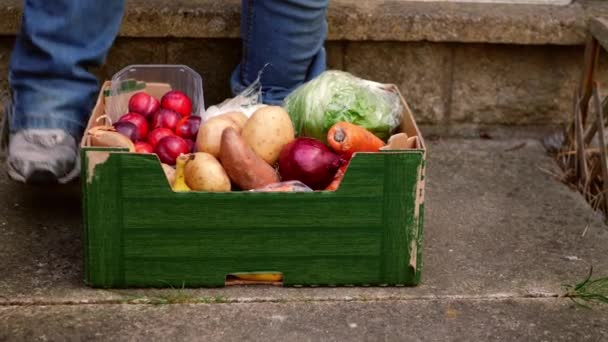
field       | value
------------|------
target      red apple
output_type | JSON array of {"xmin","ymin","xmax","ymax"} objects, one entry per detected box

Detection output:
[
  {"xmin": 147, "ymin": 127, "xmax": 174, "ymax": 149},
  {"xmin": 184, "ymin": 139, "xmax": 195, "ymax": 153},
  {"xmin": 128, "ymin": 92, "xmax": 160, "ymax": 118},
  {"xmin": 161, "ymin": 90, "xmax": 192, "ymax": 117},
  {"xmin": 151, "ymin": 109, "xmax": 181, "ymax": 131},
  {"xmin": 112, "ymin": 121, "xmax": 140, "ymax": 142},
  {"xmin": 155, "ymin": 135, "xmax": 189, "ymax": 165},
  {"xmin": 134, "ymin": 141, "xmax": 154, "ymax": 154},
  {"xmin": 119, "ymin": 112, "xmax": 148, "ymax": 140},
  {"xmin": 175, "ymin": 115, "xmax": 202, "ymax": 140}
]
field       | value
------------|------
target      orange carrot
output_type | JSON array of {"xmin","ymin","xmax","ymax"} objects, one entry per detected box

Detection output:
[
  {"xmin": 327, "ymin": 122, "xmax": 385, "ymax": 160},
  {"xmin": 326, "ymin": 163, "xmax": 349, "ymax": 191}
]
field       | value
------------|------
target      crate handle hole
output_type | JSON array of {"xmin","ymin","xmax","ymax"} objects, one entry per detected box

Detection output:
[{"xmin": 225, "ymin": 272, "xmax": 283, "ymax": 286}]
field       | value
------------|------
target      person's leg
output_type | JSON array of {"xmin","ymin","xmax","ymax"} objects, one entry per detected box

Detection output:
[
  {"xmin": 230, "ymin": 0, "xmax": 328, "ymax": 105},
  {"xmin": 6, "ymin": 0, "xmax": 125, "ymax": 183}
]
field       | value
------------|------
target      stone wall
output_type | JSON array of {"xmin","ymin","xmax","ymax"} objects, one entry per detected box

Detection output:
[
  {"xmin": 1, "ymin": 37, "xmax": 607, "ymax": 130},
  {"xmin": 3, "ymin": 0, "xmax": 608, "ymax": 136}
]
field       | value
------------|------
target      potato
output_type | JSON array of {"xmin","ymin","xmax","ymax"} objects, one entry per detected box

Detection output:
[
  {"xmin": 195, "ymin": 116, "xmax": 241, "ymax": 157},
  {"xmin": 221, "ymin": 111, "xmax": 248, "ymax": 129},
  {"xmin": 184, "ymin": 152, "xmax": 231, "ymax": 192},
  {"xmin": 219, "ymin": 128, "xmax": 279, "ymax": 190},
  {"xmin": 242, "ymin": 106, "xmax": 294, "ymax": 165}
]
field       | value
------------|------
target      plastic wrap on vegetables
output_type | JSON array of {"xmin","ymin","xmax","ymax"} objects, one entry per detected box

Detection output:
[
  {"xmin": 251, "ymin": 181, "xmax": 313, "ymax": 192},
  {"xmin": 283, "ymin": 70, "xmax": 403, "ymax": 142}
]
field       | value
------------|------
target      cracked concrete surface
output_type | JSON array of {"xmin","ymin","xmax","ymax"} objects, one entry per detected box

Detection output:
[{"xmin": 1, "ymin": 137, "xmax": 607, "ymax": 340}]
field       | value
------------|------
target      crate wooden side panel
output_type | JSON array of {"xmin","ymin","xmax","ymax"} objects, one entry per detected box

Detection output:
[
  {"xmin": 413, "ymin": 158, "xmax": 426, "ymax": 284},
  {"xmin": 381, "ymin": 153, "xmax": 420, "ymax": 284},
  {"xmin": 82, "ymin": 149, "xmax": 126, "ymax": 287},
  {"xmin": 83, "ymin": 149, "xmax": 424, "ymax": 288}
]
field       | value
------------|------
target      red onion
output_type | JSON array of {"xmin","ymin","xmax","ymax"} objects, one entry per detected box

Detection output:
[
  {"xmin": 118, "ymin": 112, "xmax": 148, "ymax": 140},
  {"xmin": 184, "ymin": 138, "xmax": 195, "ymax": 153},
  {"xmin": 175, "ymin": 116, "xmax": 202, "ymax": 140},
  {"xmin": 113, "ymin": 121, "xmax": 140, "ymax": 142},
  {"xmin": 278, "ymin": 137, "xmax": 344, "ymax": 190}
]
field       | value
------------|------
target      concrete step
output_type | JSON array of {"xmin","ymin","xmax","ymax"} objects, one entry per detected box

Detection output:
[
  {"xmin": 1, "ymin": 137, "xmax": 607, "ymax": 299},
  {"xmin": 0, "ymin": 0, "xmax": 597, "ymax": 44},
  {"xmin": 1, "ymin": 137, "xmax": 608, "ymax": 339},
  {"xmin": 2, "ymin": 299, "xmax": 608, "ymax": 341}
]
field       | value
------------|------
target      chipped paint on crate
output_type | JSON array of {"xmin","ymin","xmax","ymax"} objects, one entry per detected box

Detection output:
[{"xmin": 85, "ymin": 151, "xmax": 111, "ymax": 184}]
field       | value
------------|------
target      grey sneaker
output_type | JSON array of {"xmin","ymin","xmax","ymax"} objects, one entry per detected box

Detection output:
[{"xmin": 6, "ymin": 129, "xmax": 80, "ymax": 184}]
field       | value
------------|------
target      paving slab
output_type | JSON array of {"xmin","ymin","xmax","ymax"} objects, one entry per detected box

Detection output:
[
  {"xmin": 1, "ymin": 137, "xmax": 607, "ymax": 305},
  {"xmin": 1, "ymin": 299, "xmax": 607, "ymax": 341}
]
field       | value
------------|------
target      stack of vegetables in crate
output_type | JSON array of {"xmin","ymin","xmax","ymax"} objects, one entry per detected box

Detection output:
[
  {"xmin": 87, "ymin": 70, "xmax": 418, "ymax": 192},
  {"xmin": 83, "ymin": 66, "xmax": 426, "ymax": 288}
]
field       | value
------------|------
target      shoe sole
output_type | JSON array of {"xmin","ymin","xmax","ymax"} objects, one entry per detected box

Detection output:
[{"xmin": 25, "ymin": 170, "xmax": 59, "ymax": 184}]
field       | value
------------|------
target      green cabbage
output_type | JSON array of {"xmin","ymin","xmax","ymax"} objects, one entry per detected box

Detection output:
[{"xmin": 283, "ymin": 70, "xmax": 402, "ymax": 142}]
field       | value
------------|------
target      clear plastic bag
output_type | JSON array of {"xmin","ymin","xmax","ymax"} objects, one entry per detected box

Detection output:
[
  {"xmin": 203, "ymin": 70, "xmax": 267, "ymax": 122},
  {"xmin": 251, "ymin": 180, "xmax": 313, "ymax": 192},
  {"xmin": 283, "ymin": 70, "xmax": 403, "ymax": 142}
]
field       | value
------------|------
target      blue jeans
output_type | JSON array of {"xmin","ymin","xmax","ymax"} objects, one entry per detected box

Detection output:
[
  {"xmin": 8, "ymin": 0, "xmax": 328, "ymax": 139},
  {"xmin": 230, "ymin": 0, "xmax": 328, "ymax": 105}
]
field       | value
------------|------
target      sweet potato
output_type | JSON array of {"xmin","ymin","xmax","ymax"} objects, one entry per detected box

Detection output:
[{"xmin": 219, "ymin": 128, "xmax": 279, "ymax": 190}]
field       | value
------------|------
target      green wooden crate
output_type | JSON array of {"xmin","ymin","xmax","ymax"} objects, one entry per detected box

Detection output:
[{"xmin": 81, "ymin": 82, "xmax": 426, "ymax": 288}]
